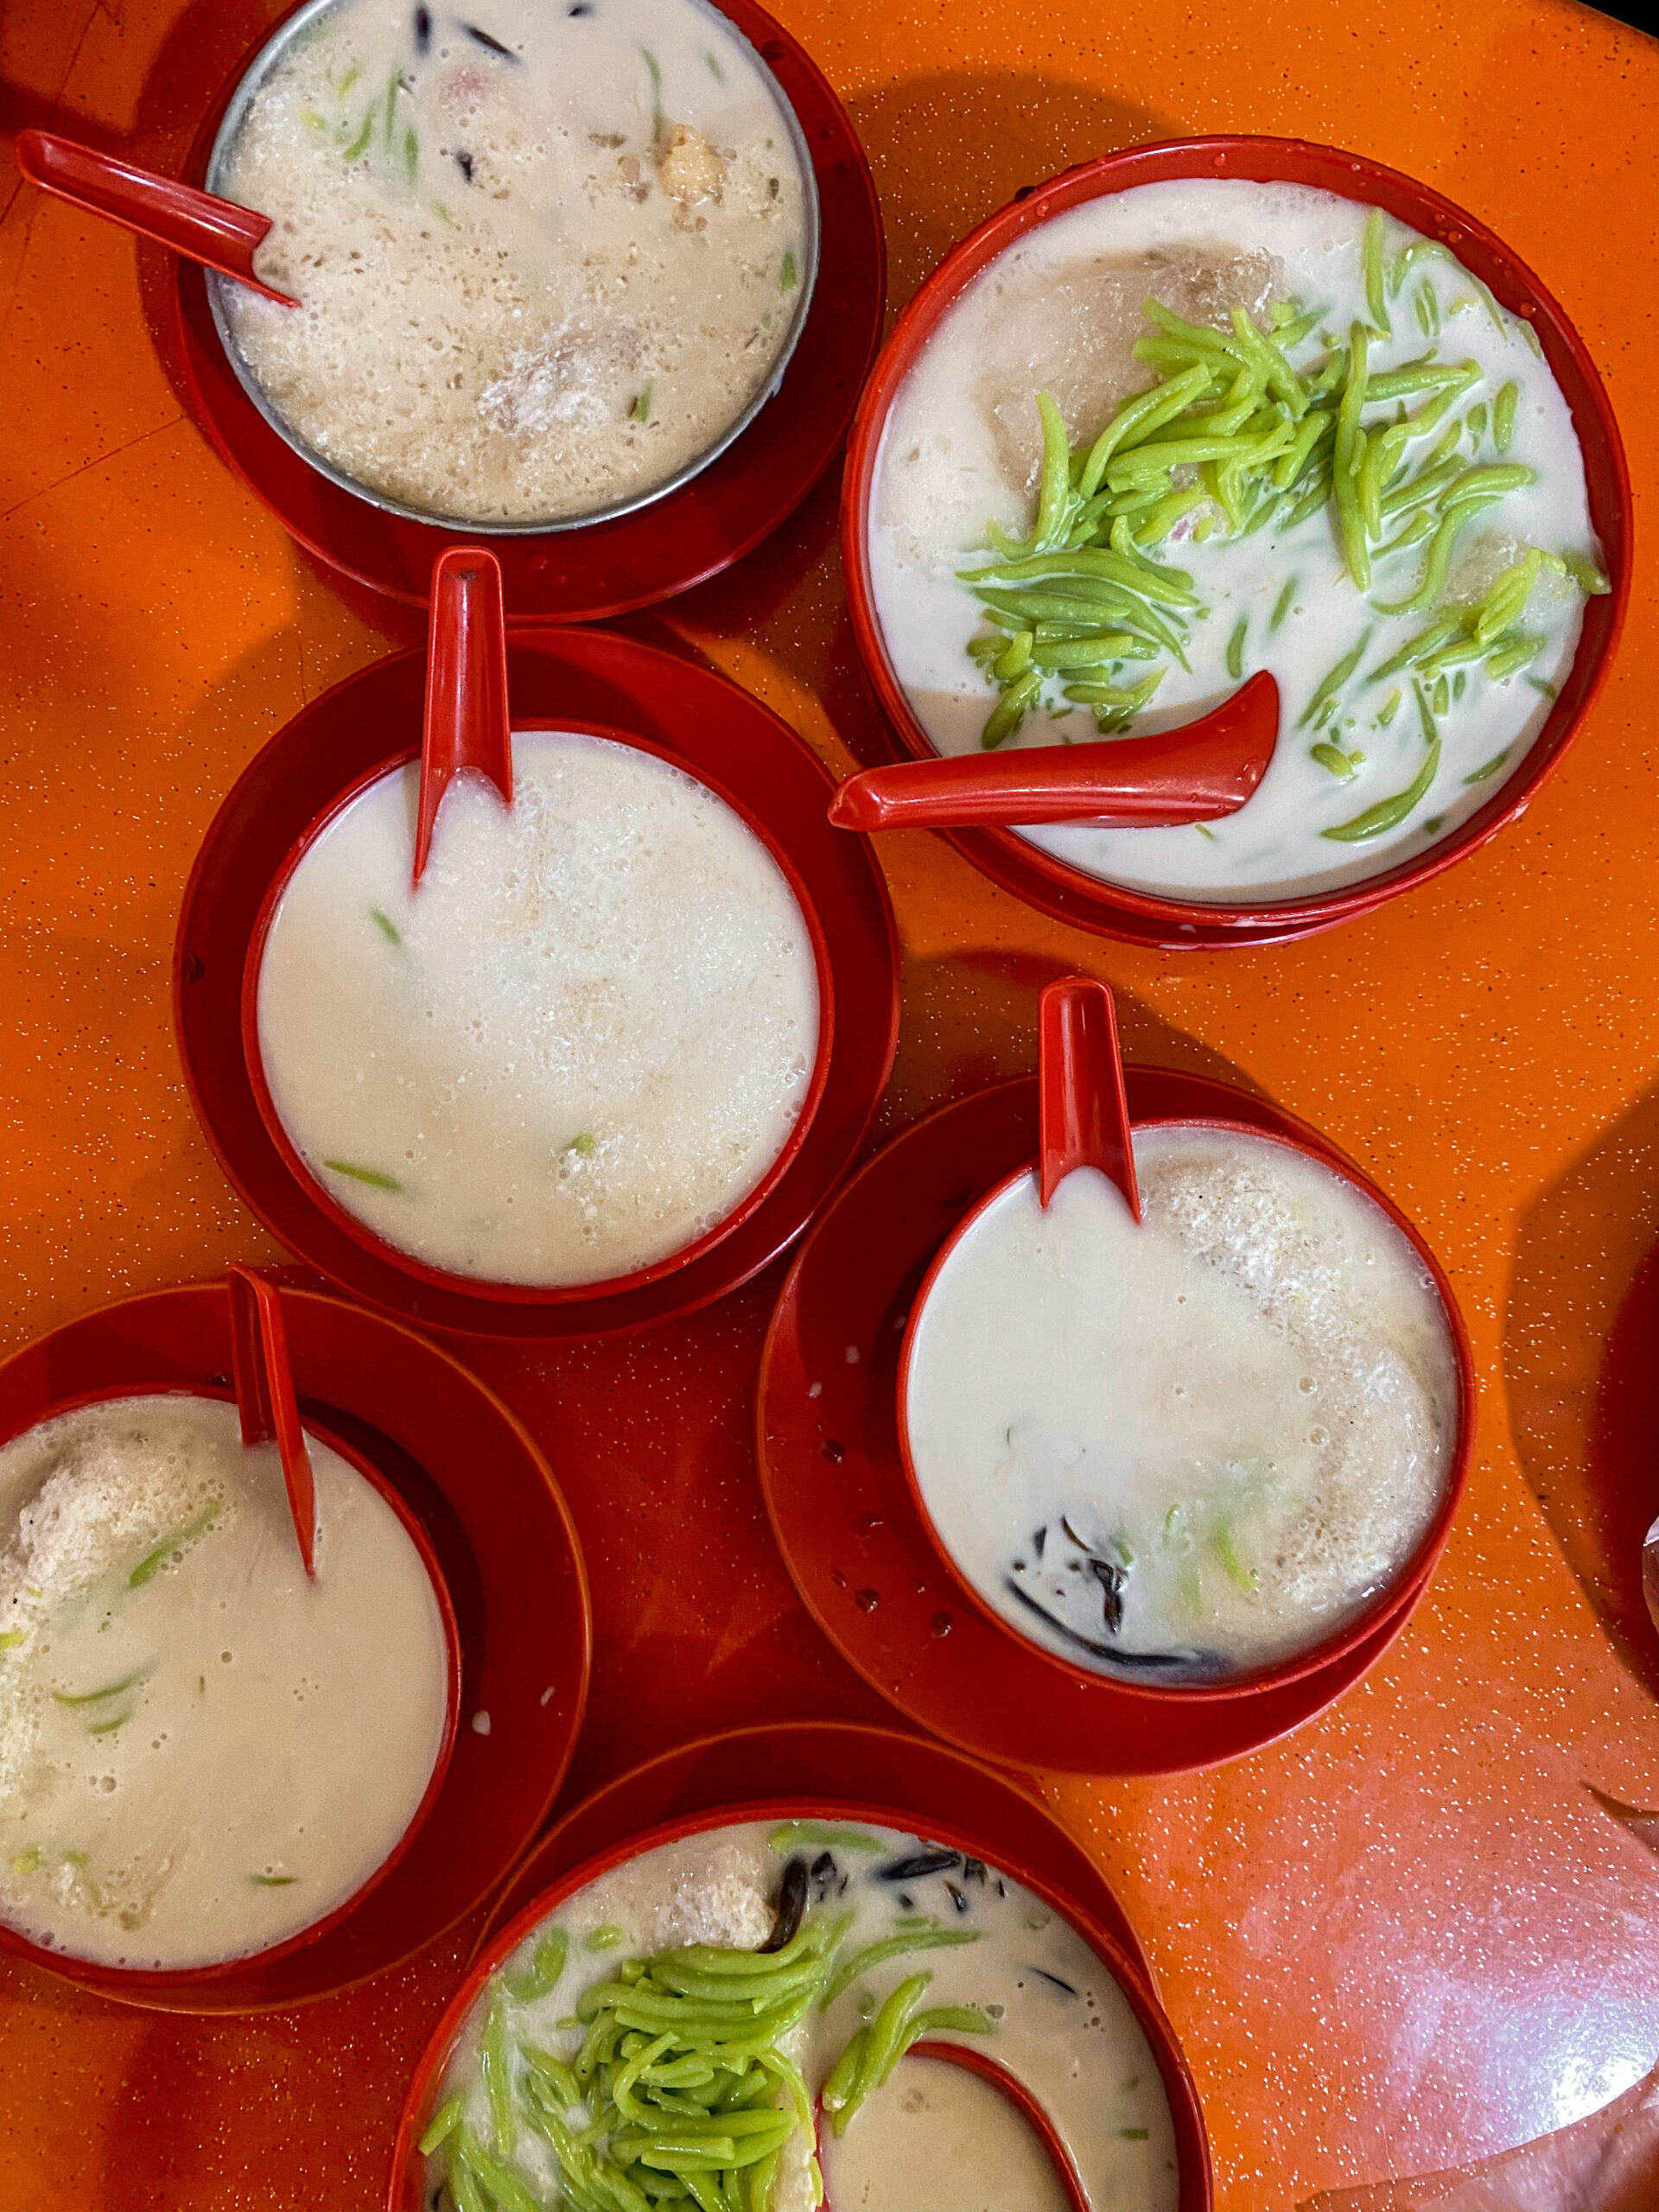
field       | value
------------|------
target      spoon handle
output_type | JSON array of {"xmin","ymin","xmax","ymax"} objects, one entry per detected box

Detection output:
[
  {"xmin": 1039, "ymin": 976, "xmax": 1141, "ymax": 1220},
  {"xmin": 905, "ymin": 2043, "xmax": 1091, "ymax": 2212},
  {"xmin": 414, "ymin": 548, "xmax": 515, "ymax": 886},
  {"xmin": 830, "ymin": 672, "xmax": 1278, "ymax": 832},
  {"xmin": 227, "ymin": 1267, "xmax": 317, "ymax": 1578},
  {"xmin": 14, "ymin": 130, "xmax": 298, "ymax": 306}
]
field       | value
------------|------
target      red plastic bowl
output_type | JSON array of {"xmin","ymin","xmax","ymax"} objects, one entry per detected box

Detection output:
[
  {"xmin": 840, "ymin": 135, "xmax": 1631, "ymax": 949},
  {"xmin": 388, "ymin": 1798, "xmax": 1213, "ymax": 2212},
  {"xmin": 894, "ymin": 1115, "xmax": 1476, "ymax": 1724},
  {"xmin": 169, "ymin": 0, "xmax": 885, "ymax": 621},
  {"xmin": 0, "ymin": 1357, "xmax": 461, "ymax": 2003},
  {"xmin": 240, "ymin": 719, "xmax": 837, "ymax": 1307}
]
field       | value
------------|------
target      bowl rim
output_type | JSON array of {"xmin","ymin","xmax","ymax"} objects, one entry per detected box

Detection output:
[
  {"xmin": 839, "ymin": 131, "xmax": 1632, "ymax": 938},
  {"xmin": 894, "ymin": 1112, "xmax": 1477, "ymax": 1702},
  {"xmin": 386, "ymin": 1794, "xmax": 1214, "ymax": 2212},
  {"xmin": 0, "ymin": 1376, "xmax": 463, "ymax": 1989},
  {"xmin": 200, "ymin": 0, "xmax": 823, "ymax": 537},
  {"xmin": 238, "ymin": 715, "xmax": 838, "ymax": 1305}
]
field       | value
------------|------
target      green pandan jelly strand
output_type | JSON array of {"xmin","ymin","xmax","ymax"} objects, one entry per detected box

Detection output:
[
  {"xmin": 1270, "ymin": 408, "xmax": 1332, "ymax": 491},
  {"xmin": 992, "ymin": 629, "xmax": 1033, "ymax": 681},
  {"xmin": 981, "ymin": 671, "xmax": 1041, "ymax": 751},
  {"xmin": 1311, "ymin": 742, "xmax": 1360, "ymax": 779},
  {"xmin": 1298, "ymin": 629, "xmax": 1373, "ymax": 728},
  {"xmin": 964, "ymin": 548, "xmax": 1196, "ymax": 605},
  {"xmin": 1032, "ymin": 392, "xmax": 1074, "ymax": 552},
  {"xmin": 1377, "ymin": 457, "xmax": 1464, "ymax": 523},
  {"xmin": 1363, "ymin": 360, "xmax": 1480, "ymax": 404},
  {"xmin": 1280, "ymin": 467, "xmax": 1332, "ymax": 531},
  {"xmin": 50, "ymin": 1666, "xmax": 149, "ymax": 1707},
  {"xmin": 323, "ymin": 1160, "xmax": 404, "ymax": 1192},
  {"xmin": 819, "ymin": 1926, "xmax": 980, "ymax": 2011},
  {"xmin": 1371, "ymin": 510, "xmax": 1467, "ymax": 618},
  {"xmin": 1362, "ymin": 211, "xmax": 1390, "ymax": 335},
  {"xmin": 1332, "ymin": 323, "xmax": 1371, "ymax": 589},
  {"xmin": 1485, "ymin": 633, "xmax": 1544, "ymax": 682},
  {"xmin": 1270, "ymin": 577, "xmax": 1298, "ymax": 631},
  {"xmin": 129, "ymin": 1503, "xmax": 219, "ymax": 1589},
  {"xmin": 1494, "ymin": 380, "xmax": 1519, "ymax": 452},
  {"xmin": 1077, "ymin": 364, "xmax": 1211, "ymax": 498},
  {"xmin": 1027, "ymin": 635, "xmax": 1146, "ymax": 672},
  {"xmin": 1560, "ymin": 551, "xmax": 1611, "ymax": 594},
  {"xmin": 481, "ymin": 1986, "xmax": 516, "ymax": 2154},
  {"xmin": 1229, "ymin": 306, "xmax": 1307, "ymax": 416},
  {"xmin": 1225, "ymin": 618, "xmax": 1247, "ymax": 680},
  {"xmin": 505, "ymin": 1925, "xmax": 569, "ymax": 2005},
  {"xmin": 418, "ymin": 2095, "xmax": 465, "ymax": 2157},
  {"xmin": 1371, "ymin": 619, "xmax": 1459, "ymax": 685},
  {"xmin": 1322, "ymin": 728, "xmax": 1441, "ymax": 842},
  {"xmin": 1464, "ymin": 748, "xmax": 1511, "ymax": 785},
  {"xmin": 1440, "ymin": 463, "xmax": 1534, "ymax": 512}
]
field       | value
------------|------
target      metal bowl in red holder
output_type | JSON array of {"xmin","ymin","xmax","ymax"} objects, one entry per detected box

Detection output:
[
  {"xmin": 0, "ymin": 1278, "xmax": 590, "ymax": 2011},
  {"xmin": 388, "ymin": 1798, "xmax": 1213, "ymax": 2212},
  {"xmin": 839, "ymin": 135, "xmax": 1630, "ymax": 949},
  {"xmin": 175, "ymin": 629, "xmax": 899, "ymax": 1342},
  {"xmin": 239, "ymin": 718, "xmax": 838, "ymax": 1311},
  {"xmin": 165, "ymin": 0, "xmax": 884, "ymax": 620}
]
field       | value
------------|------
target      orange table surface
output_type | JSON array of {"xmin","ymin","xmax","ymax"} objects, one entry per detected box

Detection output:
[{"xmin": 3, "ymin": 0, "xmax": 1659, "ymax": 2203}]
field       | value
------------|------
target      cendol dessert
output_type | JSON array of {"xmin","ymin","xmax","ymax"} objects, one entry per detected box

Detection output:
[
  {"xmin": 213, "ymin": 0, "xmax": 813, "ymax": 524},
  {"xmin": 253, "ymin": 728, "xmax": 823, "ymax": 1289},
  {"xmin": 868, "ymin": 178, "xmax": 1611, "ymax": 902},
  {"xmin": 0, "ymin": 1394, "xmax": 452, "ymax": 1969},
  {"xmin": 904, "ymin": 1129, "xmax": 1460, "ymax": 1681},
  {"xmin": 416, "ymin": 1816, "xmax": 1179, "ymax": 2211}
]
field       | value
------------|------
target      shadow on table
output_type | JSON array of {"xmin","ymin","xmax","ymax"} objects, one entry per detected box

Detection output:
[
  {"xmin": 845, "ymin": 72, "xmax": 1175, "ymax": 320},
  {"xmin": 1503, "ymin": 1080, "xmax": 1659, "ymax": 1703},
  {"xmin": 879, "ymin": 947, "xmax": 1271, "ymax": 1134}
]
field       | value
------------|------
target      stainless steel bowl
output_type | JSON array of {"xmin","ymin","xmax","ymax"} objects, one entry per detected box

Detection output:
[{"xmin": 203, "ymin": 0, "xmax": 821, "ymax": 535}]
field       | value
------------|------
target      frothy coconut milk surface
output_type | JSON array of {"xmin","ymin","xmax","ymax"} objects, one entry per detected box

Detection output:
[
  {"xmin": 424, "ymin": 1818, "xmax": 1179, "ymax": 2212},
  {"xmin": 905, "ymin": 1131, "xmax": 1459, "ymax": 1680},
  {"xmin": 868, "ymin": 177, "xmax": 1605, "ymax": 903},
  {"xmin": 255, "ymin": 729, "xmax": 822, "ymax": 1287},
  {"xmin": 0, "ymin": 1395, "xmax": 450, "ymax": 1969},
  {"xmin": 216, "ymin": 0, "xmax": 810, "ymax": 524}
]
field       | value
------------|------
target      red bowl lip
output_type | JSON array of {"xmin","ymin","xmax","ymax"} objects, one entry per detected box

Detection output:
[
  {"xmin": 386, "ymin": 1795, "xmax": 1214, "ymax": 2212},
  {"xmin": 0, "ymin": 1376, "xmax": 463, "ymax": 1993},
  {"xmin": 238, "ymin": 717, "xmax": 838, "ymax": 1306},
  {"xmin": 839, "ymin": 132, "xmax": 1632, "ymax": 941},
  {"xmin": 893, "ymin": 1113, "xmax": 1477, "ymax": 1704}
]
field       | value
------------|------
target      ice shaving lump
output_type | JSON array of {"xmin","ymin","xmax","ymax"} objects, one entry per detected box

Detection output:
[
  {"xmin": 0, "ymin": 1395, "xmax": 450, "ymax": 1969},
  {"xmin": 868, "ymin": 177, "xmax": 1609, "ymax": 903},
  {"xmin": 254, "ymin": 728, "xmax": 822, "ymax": 1288},
  {"xmin": 214, "ymin": 0, "xmax": 811, "ymax": 524},
  {"xmin": 419, "ymin": 1818, "xmax": 1179, "ymax": 2212},
  {"xmin": 905, "ymin": 1129, "xmax": 1460, "ymax": 1681}
]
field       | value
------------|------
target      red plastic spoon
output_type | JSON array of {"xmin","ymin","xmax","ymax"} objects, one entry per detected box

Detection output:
[
  {"xmin": 816, "ymin": 2043, "xmax": 1090, "ymax": 2212},
  {"xmin": 226, "ymin": 1264, "xmax": 316, "ymax": 1577},
  {"xmin": 1039, "ymin": 975, "xmax": 1140, "ymax": 1221},
  {"xmin": 413, "ymin": 546, "xmax": 515, "ymax": 886},
  {"xmin": 14, "ymin": 130, "xmax": 298, "ymax": 308},
  {"xmin": 829, "ymin": 671, "xmax": 1277, "ymax": 833}
]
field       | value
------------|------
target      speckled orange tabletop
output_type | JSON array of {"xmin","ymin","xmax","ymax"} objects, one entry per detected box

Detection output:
[{"xmin": 3, "ymin": 0, "xmax": 1659, "ymax": 2204}]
